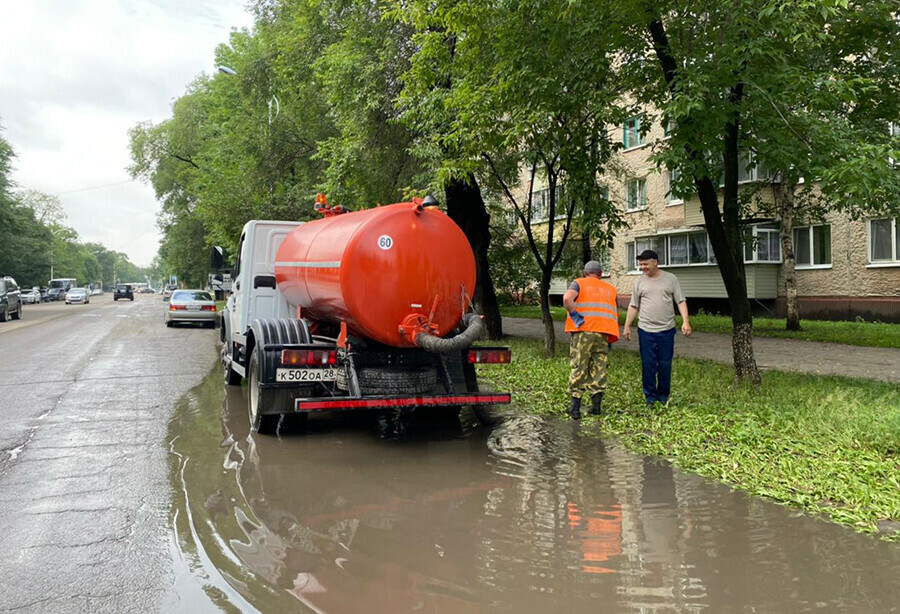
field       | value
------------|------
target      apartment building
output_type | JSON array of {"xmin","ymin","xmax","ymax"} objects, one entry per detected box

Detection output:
[{"xmin": 522, "ymin": 118, "xmax": 900, "ymax": 322}]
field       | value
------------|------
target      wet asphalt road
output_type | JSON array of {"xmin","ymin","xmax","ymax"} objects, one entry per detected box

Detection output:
[{"xmin": 0, "ymin": 295, "xmax": 218, "ymax": 612}]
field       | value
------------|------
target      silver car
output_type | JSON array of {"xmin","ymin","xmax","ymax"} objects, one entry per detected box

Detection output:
[
  {"xmin": 165, "ymin": 290, "xmax": 217, "ymax": 328},
  {"xmin": 22, "ymin": 288, "xmax": 41, "ymax": 304},
  {"xmin": 65, "ymin": 288, "xmax": 89, "ymax": 305}
]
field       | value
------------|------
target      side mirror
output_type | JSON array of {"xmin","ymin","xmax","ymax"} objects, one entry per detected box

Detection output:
[{"xmin": 210, "ymin": 246, "xmax": 225, "ymax": 270}]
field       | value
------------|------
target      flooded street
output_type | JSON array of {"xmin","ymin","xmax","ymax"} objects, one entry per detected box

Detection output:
[{"xmin": 167, "ymin": 370, "xmax": 900, "ymax": 613}]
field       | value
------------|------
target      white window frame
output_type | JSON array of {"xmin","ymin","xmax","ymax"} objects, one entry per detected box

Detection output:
[
  {"xmin": 793, "ymin": 224, "xmax": 832, "ymax": 269},
  {"xmin": 626, "ymin": 231, "xmax": 716, "ymax": 274},
  {"xmin": 625, "ymin": 178, "xmax": 647, "ymax": 212},
  {"xmin": 665, "ymin": 168, "xmax": 683, "ymax": 206},
  {"xmin": 867, "ymin": 217, "xmax": 900, "ymax": 267},
  {"xmin": 743, "ymin": 224, "xmax": 782, "ymax": 264},
  {"xmin": 530, "ymin": 185, "xmax": 569, "ymax": 223},
  {"xmin": 719, "ymin": 150, "xmax": 773, "ymax": 186},
  {"xmin": 623, "ymin": 117, "xmax": 645, "ymax": 150}
]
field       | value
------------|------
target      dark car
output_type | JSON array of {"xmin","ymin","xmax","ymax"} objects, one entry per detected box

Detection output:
[
  {"xmin": 0, "ymin": 276, "xmax": 23, "ymax": 322},
  {"xmin": 114, "ymin": 284, "xmax": 134, "ymax": 301}
]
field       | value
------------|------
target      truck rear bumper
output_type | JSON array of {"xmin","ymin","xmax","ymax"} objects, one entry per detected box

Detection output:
[{"xmin": 294, "ymin": 392, "xmax": 511, "ymax": 412}]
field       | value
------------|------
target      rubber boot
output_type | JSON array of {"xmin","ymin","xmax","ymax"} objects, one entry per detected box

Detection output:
[
  {"xmin": 567, "ymin": 397, "xmax": 582, "ymax": 420},
  {"xmin": 590, "ymin": 392, "xmax": 603, "ymax": 416}
]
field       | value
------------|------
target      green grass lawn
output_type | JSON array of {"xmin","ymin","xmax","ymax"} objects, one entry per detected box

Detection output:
[
  {"xmin": 499, "ymin": 305, "xmax": 900, "ymax": 349},
  {"xmin": 477, "ymin": 337, "xmax": 900, "ymax": 538}
]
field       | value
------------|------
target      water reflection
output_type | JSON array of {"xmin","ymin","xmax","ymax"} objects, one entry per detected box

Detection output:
[{"xmin": 168, "ymin": 370, "xmax": 900, "ymax": 613}]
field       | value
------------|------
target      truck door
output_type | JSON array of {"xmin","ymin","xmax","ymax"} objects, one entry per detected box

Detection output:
[
  {"xmin": 249, "ymin": 226, "xmax": 293, "ymax": 324},
  {"xmin": 230, "ymin": 232, "xmax": 246, "ymax": 339}
]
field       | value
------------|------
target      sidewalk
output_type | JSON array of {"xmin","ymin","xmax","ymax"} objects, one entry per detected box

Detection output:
[{"xmin": 502, "ymin": 317, "xmax": 900, "ymax": 384}]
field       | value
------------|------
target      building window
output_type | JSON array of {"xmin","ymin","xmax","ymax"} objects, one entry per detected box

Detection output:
[
  {"xmin": 689, "ymin": 232, "xmax": 709, "ymax": 263},
  {"xmin": 869, "ymin": 218, "xmax": 900, "ymax": 263},
  {"xmin": 635, "ymin": 236, "xmax": 667, "ymax": 265},
  {"xmin": 663, "ymin": 118, "xmax": 676, "ymax": 138},
  {"xmin": 623, "ymin": 117, "xmax": 644, "ymax": 150},
  {"xmin": 719, "ymin": 151, "xmax": 774, "ymax": 186},
  {"xmin": 531, "ymin": 186, "xmax": 568, "ymax": 223},
  {"xmin": 665, "ymin": 168, "xmax": 683, "ymax": 205},
  {"xmin": 742, "ymin": 224, "xmax": 781, "ymax": 263},
  {"xmin": 793, "ymin": 224, "xmax": 831, "ymax": 268},
  {"xmin": 668, "ymin": 234, "xmax": 688, "ymax": 264},
  {"xmin": 626, "ymin": 178, "xmax": 647, "ymax": 211}
]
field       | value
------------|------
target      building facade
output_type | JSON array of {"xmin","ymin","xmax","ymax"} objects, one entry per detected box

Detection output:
[{"xmin": 528, "ymin": 118, "xmax": 900, "ymax": 321}]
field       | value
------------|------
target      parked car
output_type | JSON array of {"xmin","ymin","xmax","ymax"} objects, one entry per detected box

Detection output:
[
  {"xmin": 48, "ymin": 287, "xmax": 65, "ymax": 301},
  {"xmin": 22, "ymin": 287, "xmax": 41, "ymax": 304},
  {"xmin": 165, "ymin": 290, "xmax": 217, "ymax": 328},
  {"xmin": 162, "ymin": 285, "xmax": 176, "ymax": 301},
  {"xmin": 114, "ymin": 284, "xmax": 134, "ymax": 301},
  {"xmin": 0, "ymin": 277, "xmax": 23, "ymax": 321},
  {"xmin": 40, "ymin": 288, "xmax": 50, "ymax": 302},
  {"xmin": 90, "ymin": 288, "xmax": 103, "ymax": 296},
  {"xmin": 65, "ymin": 288, "xmax": 89, "ymax": 305}
]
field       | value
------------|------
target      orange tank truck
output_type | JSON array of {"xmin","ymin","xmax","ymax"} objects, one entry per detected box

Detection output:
[
  {"xmin": 274, "ymin": 199, "xmax": 476, "ymax": 347},
  {"xmin": 216, "ymin": 195, "xmax": 511, "ymax": 435}
]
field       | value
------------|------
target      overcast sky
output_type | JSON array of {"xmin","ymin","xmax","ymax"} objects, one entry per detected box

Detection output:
[{"xmin": 1, "ymin": 0, "xmax": 254, "ymax": 267}]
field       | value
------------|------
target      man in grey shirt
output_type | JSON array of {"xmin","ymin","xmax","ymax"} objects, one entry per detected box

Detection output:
[{"xmin": 623, "ymin": 250, "xmax": 692, "ymax": 405}]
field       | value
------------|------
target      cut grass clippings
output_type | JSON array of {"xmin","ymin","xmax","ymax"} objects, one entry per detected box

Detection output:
[
  {"xmin": 499, "ymin": 305, "xmax": 900, "ymax": 349},
  {"xmin": 477, "ymin": 337, "xmax": 900, "ymax": 539}
]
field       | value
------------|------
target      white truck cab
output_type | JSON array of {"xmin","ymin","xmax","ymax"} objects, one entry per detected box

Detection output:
[{"xmin": 226, "ymin": 220, "xmax": 302, "ymax": 341}]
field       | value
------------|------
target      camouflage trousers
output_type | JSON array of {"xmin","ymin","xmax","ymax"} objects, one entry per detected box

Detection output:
[{"xmin": 568, "ymin": 331, "xmax": 610, "ymax": 399}]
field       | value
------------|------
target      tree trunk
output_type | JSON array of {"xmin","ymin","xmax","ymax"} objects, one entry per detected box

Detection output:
[
  {"xmin": 581, "ymin": 230, "xmax": 592, "ymax": 264},
  {"xmin": 775, "ymin": 183, "xmax": 801, "ymax": 331},
  {"xmin": 538, "ymin": 268, "xmax": 556, "ymax": 357},
  {"xmin": 647, "ymin": 18, "xmax": 760, "ymax": 385},
  {"xmin": 445, "ymin": 174, "xmax": 503, "ymax": 339}
]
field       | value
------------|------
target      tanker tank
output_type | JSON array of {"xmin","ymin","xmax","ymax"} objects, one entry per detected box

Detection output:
[{"xmin": 274, "ymin": 199, "xmax": 476, "ymax": 348}]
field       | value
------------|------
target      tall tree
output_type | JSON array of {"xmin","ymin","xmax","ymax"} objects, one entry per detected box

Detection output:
[
  {"xmin": 615, "ymin": 0, "xmax": 900, "ymax": 383},
  {"xmin": 398, "ymin": 0, "xmax": 625, "ymax": 356}
]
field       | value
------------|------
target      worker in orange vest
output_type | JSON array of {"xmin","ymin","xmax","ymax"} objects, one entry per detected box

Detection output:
[{"xmin": 563, "ymin": 260, "xmax": 620, "ymax": 419}]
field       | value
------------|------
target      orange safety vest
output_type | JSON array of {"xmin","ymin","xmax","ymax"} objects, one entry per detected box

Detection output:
[{"xmin": 565, "ymin": 277, "xmax": 619, "ymax": 342}]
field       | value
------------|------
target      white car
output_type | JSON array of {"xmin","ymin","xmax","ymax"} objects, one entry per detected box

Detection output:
[
  {"xmin": 22, "ymin": 288, "xmax": 42, "ymax": 304},
  {"xmin": 65, "ymin": 288, "xmax": 90, "ymax": 305},
  {"xmin": 165, "ymin": 290, "xmax": 217, "ymax": 328},
  {"xmin": 90, "ymin": 288, "xmax": 103, "ymax": 296}
]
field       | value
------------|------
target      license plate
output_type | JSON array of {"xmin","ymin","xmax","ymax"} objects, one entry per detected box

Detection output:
[
  {"xmin": 187, "ymin": 305, "xmax": 200, "ymax": 311},
  {"xmin": 276, "ymin": 368, "xmax": 337, "ymax": 383}
]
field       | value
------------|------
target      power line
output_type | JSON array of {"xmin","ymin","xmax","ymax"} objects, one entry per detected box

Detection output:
[{"xmin": 55, "ymin": 179, "xmax": 137, "ymax": 196}]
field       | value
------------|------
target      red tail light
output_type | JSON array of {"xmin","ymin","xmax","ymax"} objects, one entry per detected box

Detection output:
[
  {"xmin": 201, "ymin": 305, "xmax": 216, "ymax": 311},
  {"xmin": 281, "ymin": 349, "xmax": 338, "ymax": 366},
  {"xmin": 169, "ymin": 304, "xmax": 186, "ymax": 311},
  {"xmin": 467, "ymin": 348, "xmax": 512, "ymax": 364}
]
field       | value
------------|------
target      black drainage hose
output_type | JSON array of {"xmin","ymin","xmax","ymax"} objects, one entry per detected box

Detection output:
[{"xmin": 415, "ymin": 313, "xmax": 485, "ymax": 353}]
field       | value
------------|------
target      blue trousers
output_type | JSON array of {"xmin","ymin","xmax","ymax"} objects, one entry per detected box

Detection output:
[{"xmin": 638, "ymin": 328, "xmax": 676, "ymax": 404}]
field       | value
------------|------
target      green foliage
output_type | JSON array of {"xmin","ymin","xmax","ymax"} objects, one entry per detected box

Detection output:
[
  {"xmin": 130, "ymin": 1, "xmax": 431, "ymax": 284},
  {"xmin": 478, "ymin": 338, "xmax": 900, "ymax": 537}
]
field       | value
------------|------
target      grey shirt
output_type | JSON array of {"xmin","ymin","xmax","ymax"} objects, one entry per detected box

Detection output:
[{"xmin": 628, "ymin": 270, "xmax": 686, "ymax": 333}]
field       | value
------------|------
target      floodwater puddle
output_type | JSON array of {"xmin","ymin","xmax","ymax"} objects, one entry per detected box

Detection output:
[{"xmin": 167, "ymin": 369, "xmax": 900, "ymax": 612}]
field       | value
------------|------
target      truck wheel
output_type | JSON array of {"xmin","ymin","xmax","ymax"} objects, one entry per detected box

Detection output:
[
  {"xmin": 11, "ymin": 303, "xmax": 21, "ymax": 320},
  {"xmin": 0, "ymin": 307, "xmax": 7, "ymax": 322},
  {"xmin": 248, "ymin": 346, "xmax": 280, "ymax": 435}
]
